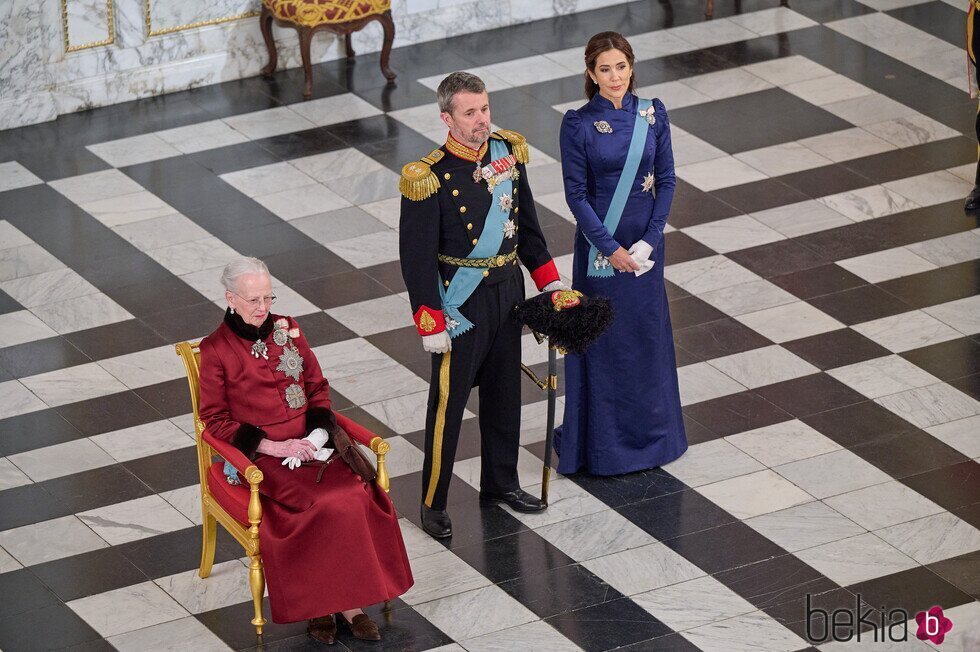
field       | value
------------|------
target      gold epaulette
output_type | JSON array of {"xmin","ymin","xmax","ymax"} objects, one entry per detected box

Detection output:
[
  {"xmin": 491, "ymin": 129, "xmax": 530, "ymax": 164},
  {"xmin": 399, "ymin": 149, "xmax": 444, "ymax": 201}
]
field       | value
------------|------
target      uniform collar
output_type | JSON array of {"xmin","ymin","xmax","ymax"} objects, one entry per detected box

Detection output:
[
  {"xmin": 590, "ymin": 91, "xmax": 637, "ymax": 113},
  {"xmin": 445, "ymin": 133, "xmax": 488, "ymax": 162}
]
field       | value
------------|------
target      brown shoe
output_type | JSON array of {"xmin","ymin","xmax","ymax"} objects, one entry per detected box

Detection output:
[
  {"xmin": 308, "ymin": 614, "xmax": 337, "ymax": 645},
  {"xmin": 346, "ymin": 613, "xmax": 381, "ymax": 641}
]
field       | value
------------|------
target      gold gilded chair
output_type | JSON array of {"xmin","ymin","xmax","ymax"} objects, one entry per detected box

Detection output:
[
  {"xmin": 259, "ymin": 0, "xmax": 396, "ymax": 100},
  {"xmin": 175, "ymin": 340, "xmax": 391, "ymax": 636}
]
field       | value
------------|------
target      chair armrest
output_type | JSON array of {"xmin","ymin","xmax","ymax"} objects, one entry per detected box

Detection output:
[
  {"xmin": 336, "ymin": 412, "xmax": 381, "ymax": 447},
  {"xmin": 202, "ymin": 429, "xmax": 263, "ymax": 485}
]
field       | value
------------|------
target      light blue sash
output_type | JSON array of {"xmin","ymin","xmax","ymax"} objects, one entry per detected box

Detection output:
[
  {"xmin": 586, "ymin": 98, "xmax": 653, "ymax": 278},
  {"xmin": 439, "ymin": 138, "xmax": 513, "ymax": 338}
]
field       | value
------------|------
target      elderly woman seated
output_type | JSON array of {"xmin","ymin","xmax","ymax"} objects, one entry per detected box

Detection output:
[{"xmin": 199, "ymin": 256, "xmax": 413, "ymax": 644}]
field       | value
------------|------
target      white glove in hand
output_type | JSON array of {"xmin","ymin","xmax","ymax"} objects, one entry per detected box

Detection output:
[
  {"xmin": 422, "ymin": 331, "xmax": 451, "ymax": 354},
  {"xmin": 282, "ymin": 428, "xmax": 335, "ymax": 470},
  {"xmin": 628, "ymin": 241, "xmax": 655, "ymax": 277},
  {"xmin": 542, "ymin": 280, "xmax": 571, "ymax": 292}
]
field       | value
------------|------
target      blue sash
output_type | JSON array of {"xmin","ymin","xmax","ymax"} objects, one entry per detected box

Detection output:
[
  {"xmin": 439, "ymin": 138, "xmax": 513, "ymax": 338},
  {"xmin": 587, "ymin": 98, "xmax": 653, "ymax": 278}
]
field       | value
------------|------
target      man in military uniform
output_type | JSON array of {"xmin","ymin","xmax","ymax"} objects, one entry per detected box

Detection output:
[
  {"xmin": 967, "ymin": 0, "xmax": 980, "ymax": 211},
  {"xmin": 399, "ymin": 71, "xmax": 567, "ymax": 538}
]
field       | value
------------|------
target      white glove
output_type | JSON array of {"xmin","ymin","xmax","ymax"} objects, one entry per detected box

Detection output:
[
  {"xmin": 628, "ymin": 241, "xmax": 655, "ymax": 277},
  {"xmin": 422, "ymin": 331, "xmax": 451, "ymax": 354},
  {"xmin": 282, "ymin": 428, "xmax": 335, "ymax": 470},
  {"xmin": 542, "ymin": 280, "xmax": 571, "ymax": 292}
]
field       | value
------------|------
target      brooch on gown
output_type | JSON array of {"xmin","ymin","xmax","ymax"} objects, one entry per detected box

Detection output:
[
  {"xmin": 594, "ymin": 120, "xmax": 613, "ymax": 134},
  {"xmin": 641, "ymin": 172, "xmax": 655, "ymax": 193},
  {"xmin": 251, "ymin": 340, "xmax": 269, "ymax": 359},
  {"xmin": 638, "ymin": 106, "xmax": 656, "ymax": 126},
  {"xmin": 593, "ymin": 252, "xmax": 611, "ymax": 270}
]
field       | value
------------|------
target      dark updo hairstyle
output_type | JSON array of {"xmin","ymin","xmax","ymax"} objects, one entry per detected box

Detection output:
[{"xmin": 584, "ymin": 31, "xmax": 636, "ymax": 100}]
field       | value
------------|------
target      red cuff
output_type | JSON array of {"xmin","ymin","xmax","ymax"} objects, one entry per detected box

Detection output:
[
  {"xmin": 413, "ymin": 305, "xmax": 445, "ymax": 335},
  {"xmin": 530, "ymin": 259, "xmax": 560, "ymax": 291}
]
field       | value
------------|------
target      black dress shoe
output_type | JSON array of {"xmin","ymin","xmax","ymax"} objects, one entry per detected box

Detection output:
[
  {"xmin": 479, "ymin": 488, "xmax": 546, "ymax": 513},
  {"xmin": 966, "ymin": 185, "xmax": 980, "ymax": 211},
  {"xmin": 420, "ymin": 504, "xmax": 452, "ymax": 538}
]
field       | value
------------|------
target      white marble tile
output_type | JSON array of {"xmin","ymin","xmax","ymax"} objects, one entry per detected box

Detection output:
[
  {"xmin": 86, "ymin": 133, "xmax": 181, "ymax": 167},
  {"xmin": 726, "ymin": 419, "xmax": 841, "ymax": 467},
  {"xmin": 796, "ymin": 532, "xmax": 917, "ymax": 586},
  {"xmin": 750, "ymin": 199, "xmax": 853, "ymax": 238},
  {"xmin": 0, "ymin": 457, "xmax": 32, "ymax": 491},
  {"xmin": 906, "ymin": 231, "xmax": 980, "ymax": 268},
  {"xmin": 398, "ymin": 517, "xmax": 445, "ymax": 561},
  {"xmin": 156, "ymin": 120, "xmax": 248, "ymax": 154},
  {"xmin": 0, "ymin": 515, "xmax": 107, "ymax": 566},
  {"xmin": 79, "ymin": 494, "xmax": 195, "ymax": 546},
  {"xmin": 0, "ymin": 380, "xmax": 47, "ymax": 419},
  {"xmin": 853, "ymin": 310, "xmax": 963, "ymax": 353},
  {"xmin": 68, "ymin": 581, "xmax": 189, "ymax": 637},
  {"xmin": 828, "ymin": 355, "xmax": 941, "ymax": 400},
  {"xmin": 634, "ymin": 80, "xmax": 712, "ymax": 109},
  {"xmin": 291, "ymin": 207, "xmax": 388, "ymax": 245},
  {"xmin": 480, "ymin": 54, "xmax": 580, "ymax": 88},
  {"xmin": 452, "ymin": 446, "xmax": 546, "ymax": 493},
  {"xmin": 0, "ymin": 221, "xmax": 33, "ymax": 250},
  {"xmin": 378, "ymin": 435, "xmax": 425, "ymax": 479},
  {"xmin": 821, "ymin": 92, "xmax": 921, "ymax": 127},
  {"xmin": 883, "ymin": 170, "xmax": 974, "ymax": 208},
  {"xmin": 734, "ymin": 142, "xmax": 834, "ymax": 178},
  {"xmin": 311, "ymin": 337, "xmax": 400, "ymax": 380},
  {"xmin": 697, "ymin": 279, "xmax": 798, "ymax": 318},
  {"xmin": 698, "ymin": 469, "xmax": 814, "ymax": 519},
  {"xmin": 774, "ymin": 449, "xmax": 892, "ymax": 499},
  {"xmin": 504, "ymin": 478, "xmax": 607, "ymax": 529},
  {"xmin": 417, "ymin": 68, "xmax": 510, "ymax": 92},
  {"xmin": 880, "ymin": 513, "xmax": 980, "ymax": 565},
  {"xmin": 0, "ymin": 243, "xmax": 63, "ymax": 282},
  {"xmin": 359, "ymin": 196, "xmax": 402, "ymax": 230},
  {"xmin": 745, "ymin": 501, "xmax": 866, "ymax": 553},
  {"xmin": 19, "ymin": 362, "xmax": 127, "ymax": 407},
  {"xmin": 9, "ymin": 437, "xmax": 116, "ymax": 482},
  {"xmin": 362, "ymin": 390, "xmax": 436, "ymax": 434},
  {"xmin": 853, "ymin": 0, "xmax": 936, "ymax": 9},
  {"xmin": 326, "ymin": 294, "xmax": 413, "ymax": 336},
  {"xmin": 837, "ymin": 247, "xmax": 937, "ymax": 284},
  {"xmin": 630, "ymin": 28, "xmax": 699, "ymax": 59},
  {"xmin": 254, "ymin": 182, "xmax": 352, "ymax": 220},
  {"xmin": 156, "ymin": 559, "xmax": 250, "ymax": 614},
  {"xmin": 908, "ymin": 47, "xmax": 965, "ymax": 82},
  {"xmin": 946, "ymin": 163, "xmax": 975, "ymax": 183},
  {"xmin": 875, "ymin": 383, "xmax": 980, "ymax": 429},
  {"xmin": 91, "ymin": 420, "xmax": 194, "ymax": 463},
  {"xmin": 325, "ymin": 167, "xmax": 401, "ymax": 205},
  {"xmin": 324, "ymin": 229, "xmax": 400, "ymax": 269},
  {"xmin": 925, "ymin": 415, "xmax": 980, "ymax": 458},
  {"xmin": 676, "ymin": 361, "xmax": 748, "ymax": 406},
  {"xmin": 0, "ymin": 161, "xmax": 43, "ymax": 191},
  {"xmin": 159, "ymin": 484, "xmax": 203, "ymax": 526},
  {"xmin": 727, "ymin": 7, "xmax": 818, "ymax": 36},
  {"xmin": 0, "ymin": 545, "xmax": 23, "ymax": 573},
  {"xmin": 784, "ymin": 74, "xmax": 873, "ymax": 106},
  {"xmin": 664, "ymin": 255, "xmax": 762, "ymax": 295},
  {"xmin": 400, "ymin": 549, "xmax": 492, "ymax": 605},
  {"xmin": 676, "ymin": 156, "xmax": 768, "ymax": 192},
  {"xmin": 222, "ymin": 106, "xmax": 316, "ymax": 140},
  {"xmin": 49, "ymin": 169, "xmax": 145, "ymax": 205},
  {"xmin": 817, "ymin": 185, "xmax": 918, "ymax": 222},
  {"xmin": 288, "ymin": 92, "xmax": 382, "ymax": 126},
  {"xmin": 417, "ymin": 584, "xmax": 538, "ymax": 642},
  {"xmin": 743, "ymin": 55, "xmax": 834, "ymax": 86},
  {"xmin": 680, "ymin": 68, "xmax": 773, "ymax": 100},
  {"xmin": 799, "ymin": 127, "xmax": 897, "ymax": 163},
  {"xmin": 671, "ymin": 132, "xmax": 729, "ymax": 167},
  {"xmin": 219, "ymin": 161, "xmax": 317, "ymax": 198},
  {"xmin": 98, "ymin": 344, "xmax": 187, "ymax": 390},
  {"xmin": 535, "ymin": 508, "xmax": 655, "ymax": 562},
  {"xmin": 330, "ymin": 363, "xmax": 428, "ymax": 405},
  {"xmin": 736, "ymin": 301, "xmax": 845, "ymax": 343},
  {"xmin": 667, "ymin": 18, "xmax": 758, "ymax": 49},
  {"xmin": 683, "ymin": 610, "xmax": 809, "ymax": 652},
  {"xmin": 387, "ymin": 102, "xmax": 445, "ymax": 133},
  {"xmin": 79, "ymin": 190, "xmax": 180, "ymax": 228},
  {"xmin": 292, "ymin": 148, "xmax": 384, "ymax": 184},
  {"xmin": 0, "ymin": 309, "xmax": 58, "ymax": 347},
  {"xmin": 864, "ymin": 115, "xmax": 960, "ymax": 149},
  {"xmin": 32, "ymin": 291, "xmax": 134, "ymax": 334},
  {"xmin": 112, "ymin": 212, "xmax": 210, "ymax": 251},
  {"xmin": 682, "ymin": 215, "xmax": 785, "ymax": 255},
  {"xmin": 707, "ymin": 345, "xmax": 820, "ymax": 389},
  {"xmin": 1, "ymin": 267, "xmax": 99, "ymax": 308},
  {"xmin": 459, "ymin": 620, "xmax": 580, "ymax": 652},
  {"xmin": 146, "ymin": 236, "xmax": 239, "ymax": 276},
  {"xmin": 824, "ymin": 481, "xmax": 944, "ymax": 531},
  {"xmin": 662, "ymin": 439, "xmax": 764, "ymax": 488},
  {"xmin": 583, "ymin": 541, "xmax": 706, "ymax": 596},
  {"xmin": 634, "ymin": 575, "xmax": 756, "ymax": 632},
  {"xmin": 107, "ymin": 615, "xmax": 232, "ymax": 652},
  {"xmin": 924, "ymin": 295, "xmax": 980, "ymax": 336}
]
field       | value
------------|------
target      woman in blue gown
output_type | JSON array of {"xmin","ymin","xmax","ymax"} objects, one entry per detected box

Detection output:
[{"xmin": 555, "ymin": 31, "xmax": 687, "ymax": 475}]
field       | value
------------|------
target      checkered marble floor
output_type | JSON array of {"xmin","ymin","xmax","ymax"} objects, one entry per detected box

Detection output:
[{"xmin": 1, "ymin": 0, "xmax": 979, "ymax": 650}]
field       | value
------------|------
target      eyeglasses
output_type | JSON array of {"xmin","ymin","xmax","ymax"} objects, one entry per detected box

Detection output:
[{"xmin": 232, "ymin": 292, "xmax": 277, "ymax": 307}]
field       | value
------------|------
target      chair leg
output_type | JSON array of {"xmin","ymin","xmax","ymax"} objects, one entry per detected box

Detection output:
[
  {"xmin": 378, "ymin": 11, "xmax": 396, "ymax": 82},
  {"xmin": 259, "ymin": 7, "xmax": 277, "ymax": 77},
  {"xmin": 249, "ymin": 553, "xmax": 267, "ymax": 636},
  {"xmin": 705, "ymin": 0, "xmax": 714, "ymax": 18},
  {"xmin": 299, "ymin": 27, "xmax": 315, "ymax": 100},
  {"xmin": 345, "ymin": 32, "xmax": 355, "ymax": 59},
  {"xmin": 199, "ymin": 512, "xmax": 217, "ymax": 579}
]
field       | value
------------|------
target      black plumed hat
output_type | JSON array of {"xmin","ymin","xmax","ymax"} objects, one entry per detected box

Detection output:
[{"xmin": 513, "ymin": 290, "xmax": 614, "ymax": 354}]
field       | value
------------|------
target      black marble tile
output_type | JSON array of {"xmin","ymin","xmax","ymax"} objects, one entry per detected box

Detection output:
[
  {"xmin": 362, "ymin": 260, "xmax": 407, "ymax": 295},
  {"xmin": 63, "ymin": 319, "xmax": 169, "ymax": 361},
  {"xmin": 134, "ymin": 378, "xmax": 194, "ymax": 418},
  {"xmin": 662, "ymin": 231, "xmax": 717, "ymax": 266},
  {"xmin": 0, "ymin": 288, "xmax": 21, "ymax": 314},
  {"xmin": 366, "ymin": 326, "xmax": 429, "ymax": 372},
  {"xmin": 683, "ymin": 391, "xmax": 793, "ymax": 438},
  {"xmin": 0, "ymin": 568, "xmax": 62, "ymax": 616},
  {"xmin": 887, "ymin": 1, "xmax": 963, "ymax": 47},
  {"xmin": 667, "ymin": 296, "xmax": 728, "ymax": 330},
  {"xmin": 808, "ymin": 285, "xmax": 914, "ymax": 326},
  {"xmin": 801, "ymin": 400, "xmax": 919, "ymax": 449},
  {"xmin": 715, "ymin": 554, "xmax": 839, "ymax": 610},
  {"xmin": 196, "ymin": 597, "xmax": 307, "ymax": 650},
  {"xmin": 846, "ymin": 566, "xmax": 973, "ymax": 616},
  {"xmin": 791, "ymin": 0, "xmax": 874, "ymax": 22},
  {"xmin": 338, "ymin": 604, "xmax": 453, "ymax": 652},
  {"xmin": 840, "ymin": 145, "xmax": 958, "ymax": 186},
  {"xmin": 711, "ymin": 178, "xmax": 811, "ymax": 215},
  {"xmin": 221, "ymin": 222, "xmax": 322, "ymax": 261},
  {"xmin": 454, "ymin": 528, "xmax": 575, "ymax": 583},
  {"xmin": 110, "ymin": 276, "xmax": 211, "ymax": 318},
  {"xmin": 851, "ymin": 430, "xmax": 969, "ymax": 479},
  {"xmin": 927, "ymin": 550, "xmax": 980, "ymax": 600},
  {"xmin": 293, "ymin": 311, "xmax": 357, "ymax": 348},
  {"xmin": 0, "ymin": 483, "xmax": 73, "ymax": 530},
  {"xmin": 436, "ymin": 499, "xmax": 529, "ymax": 550},
  {"xmin": 293, "ymin": 269, "xmax": 392, "ymax": 310},
  {"xmin": 569, "ymin": 467, "xmax": 688, "ymax": 509},
  {"xmin": 755, "ymin": 373, "xmax": 867, "ymax": 418},
  {"xmin": 545, "ymin": 597, "xmax": 673, "ymax": 651},
  {"xmin": 730, "ymin": 240, "xmax": 829, "ymax": 279},
  {"xmin": 673, "ymin": 345, "xmax": 702, "ymax": 368},
  {"xmin": 674, "ymin": 317, "xmax": 773, "ymax": 360},
  {"xmin": 41, "ymin": 464, "xmax": 155, "ymax": 514},
  {"xmin": 949, "ymin": 373, "xmax": 980, "ymax": 402},
  {"xmin": 763, "ymin": 587, "xmax": 862, "ymax": 645},
  {"xmin": 122, "ymin": 447, "xmax": 200, "ymax": 493},
  {"xmin": 189, "ymin": 140, "xmax": 283, "ymax": 175},
  {"xmin": 617, "ymin": 489, "xmax": 737, "ymax": 542},
  {"xmin": 878, "ymin": 260, "xmax": 980, "ymax": 310},
  {"xmin": 953, "ymin": 499, "xmax": 980, "ymax": 530},
  {"xmin": 0, "ymin": 409, "xmax": 85, "ymax": 457},
  {"xmin": 117, "ymin": 525, "xmax": 243, "ymax": 580},
  {"xmin": 901, "ymin": 337, "xmax": 980, "ymax": 381},
  {"xmin": 616, "ymin": 633, "xmax": 703, "ymax": 651},
  {"xmin": 254, "ymin": 126, "xmax": 348, "ymax": 162},
  {"xmin": 665, "ymin": 520, "xmax": 787, "ymax": 575},
  {"xmin": 771, "ymin": 264, "xmax": 866, "ymax": 301},
  {"xmin": 55, "ymin": 390, "xmax": 163, "ymax": 437},
  {"xmin": 784, "ymin": 328, "xmax": 891, "ymax": 371},
  {"xmin": 668, "ymin": 180, "xmax": 742, "ymax": 229},
  {"xmin": 0, "ymin": 603, "xmax": 103, "ymax": 650},
  {"xmin": 0, "ymin": 337, "xmax": 89, "ymax": 379},
  {"xmin": 263, "ymin": 246, "xmax": 356, "ymax": 286},
  {"xmin": 325, "ymin": 115, "xmax": 412, "ymax": 148},
  {"xmin": 32, "ymin": 547, "xmax": 149, "ymax": 602},
  {"xmin": 900, "ymin": 461, "xmax": 980, "ymax": 513},
  {"xmin": 262, "ymin": 63, "xmax": 350, "ymax": 103},
  {"xmin": 140, "ymin": 301, "xmax": 226, "ymax": 343},
  {"xmin": 12, "ymin": 147, "xmax": 112, "ymax": 182},
  {"xmin": 779, "ymin": 163, "xmax": 873, "ymax": 200},
  {"xmin": 500, "ymin": 563, "xmax": 621, "ymax": 619}
]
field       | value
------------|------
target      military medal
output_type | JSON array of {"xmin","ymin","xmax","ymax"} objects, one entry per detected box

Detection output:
[
  {"xmin": 446, "ymin": 317, "xmax": 461, "ymax": 332},
  {"xmin": 502, "ymin": 218, "xmax": 516, "ymax": 239},
  {"xmin": 285, "ymin": 384, "xmax": 306, "ymax": 409},
  {"xmin": 276, "ymin": 346, "xmax": 304, "ymax": 381},
  {"xmin": 499, "ymin": 194, "xmax": 513, "ymax": 213},
  {"xmin": 641, "ymin": 172, "xmax": 655, "ymax": 193},
  {"xmin": 476, "ymin": 154, "xmax": 517, "ymax": 192},
  {"xmin": 594, "ymin": 120, "xmax": 613, "ymax": 134},
  {"xmin": 251, "ymin": 340, "xmax": 268, "ymax": 359}
]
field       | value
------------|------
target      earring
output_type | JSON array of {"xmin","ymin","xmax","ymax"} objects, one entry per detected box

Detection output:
[{"xmin": 230, "ymin": 307, "xmax": 235, "ymax": 315}]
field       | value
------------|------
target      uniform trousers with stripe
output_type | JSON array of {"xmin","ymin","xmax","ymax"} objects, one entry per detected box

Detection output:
[
  {"xmin": 421, "ymin": 272, "xmax": 524, "ymax": 510},
  {"xmin": 971, "ymin": 3, "xmax": 980, "ymax": 183}
]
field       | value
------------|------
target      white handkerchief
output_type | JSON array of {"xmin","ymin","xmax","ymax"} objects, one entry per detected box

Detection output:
[{"xmin": 634, "ymin": 260, "xmax": 655, "ymax": 277}]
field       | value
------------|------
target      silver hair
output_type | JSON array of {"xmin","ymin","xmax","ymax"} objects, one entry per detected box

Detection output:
[
  {"xmin": 436, "ymin": 71, "xmax": 487, "ymax": 114},
  {"xmin": 220, "ymin": 256, "xmax": 271, "ymax": 293}
]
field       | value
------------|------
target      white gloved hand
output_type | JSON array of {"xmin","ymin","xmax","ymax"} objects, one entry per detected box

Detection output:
[
  {"xmin": 283, "ymin": 428, "xmax": 334, "ymax": 469},
  {"xmin": 542, "ymin": 280, "xmax": 571, "ymax": 292},
  {"xmin": 628, "ymin": 240, "xmax": 655, "ymax": 277},
  {"xmin": 422, "ymin": 331, "xmax": 452, "ymax": 354}
]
